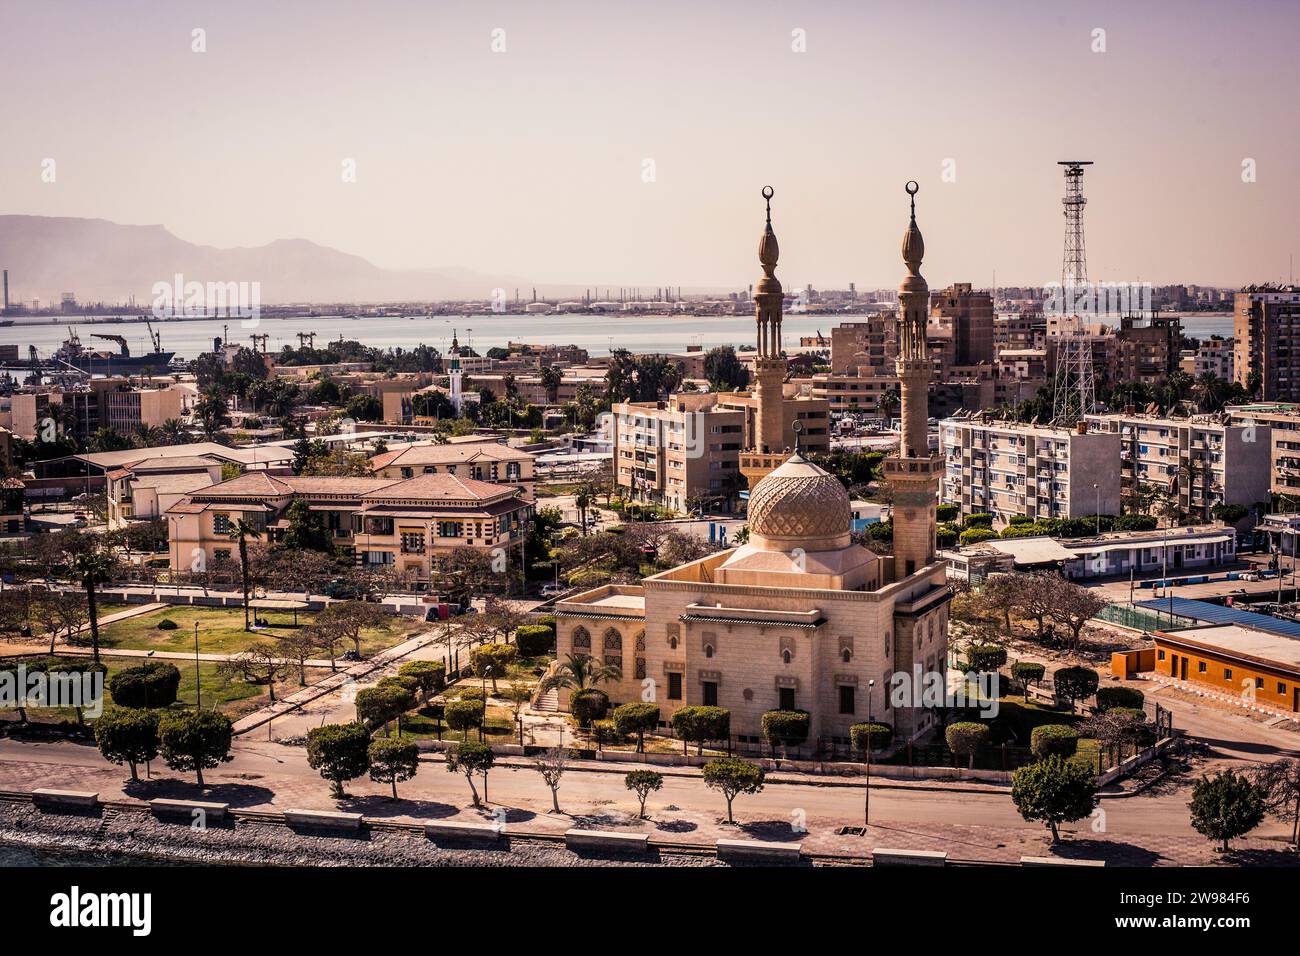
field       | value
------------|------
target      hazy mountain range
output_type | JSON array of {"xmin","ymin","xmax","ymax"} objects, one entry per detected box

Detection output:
[{"xmin": 0, "ymin": 215, "xmax": 545, "ymax": 305}]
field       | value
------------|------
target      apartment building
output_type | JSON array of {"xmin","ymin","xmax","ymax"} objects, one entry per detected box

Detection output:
[
  {"xmin": 0, "ymin": 380, "xmax": 183, "ymax": 442},
  {"xmin": 613, "ymin": 393, "xmax": 746, "ymax": 510},
  {"xmin": 929, "ymin": 283, "xmax": 994, "ymax": 365},
  {"xmin": 1085, "ymin": 412, "xmax": 1271, "ymax": 523},
  {"xmin": 1114, "ymin": 313, "xmax": 1182, "ymax": 384},
  {"xmin": 369, "ymin": 440, "xmax": 535, "ymax": 498},
  {"xmin": 939, "ymin": 416, "xmax": 1122, "ymax": 526},
  {"xmin": 1234, "ymin": 286, "xmax": 1300, "ymax": 401},
  {"xmin": 166, "ymin": 471, "xmax": 531, "ymax": 585},
  {"xmin": 0, "ymin": 478, "xmax": 23, "ymax": 536},
  {"xmin": 1225, "ymin": 403, "xmax": 1300, "ymax": 495},
  {"xmin": 1180, "ymin": 337, "xmax": 1234, "ymax": 381}
]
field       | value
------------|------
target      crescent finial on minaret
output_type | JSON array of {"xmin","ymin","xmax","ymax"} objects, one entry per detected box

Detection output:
[
  {"xmin": 758, "ymin": 186, "xmax": 780, "ymax": 279},
  {"xmin": 902, "ymin": 180, "xmax": 925, "ymax": 276}
]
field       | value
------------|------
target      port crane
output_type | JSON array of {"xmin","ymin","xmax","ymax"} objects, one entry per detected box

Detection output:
[
  {"xmin": 296, "ymin": 332, "xmax": 317, "ymax": 349},
  {"xmin": 250, "ymin": 333, "xmax": 269, "ymax": 353}
]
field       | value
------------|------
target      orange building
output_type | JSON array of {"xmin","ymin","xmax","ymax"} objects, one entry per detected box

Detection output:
[{"xmin": 1150, "ymin": 625, "xmax": 1300, "ymax": 713}]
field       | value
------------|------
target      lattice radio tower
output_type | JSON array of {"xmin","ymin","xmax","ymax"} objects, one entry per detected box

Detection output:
[{"xmin": 1050, "ymin": 160, "xmax": 1097, "ymax": 426}]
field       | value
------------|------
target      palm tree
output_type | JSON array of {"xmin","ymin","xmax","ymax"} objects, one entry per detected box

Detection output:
[
  {"xmin": 228, "ymin": 518, "xmax": 263, "ymax": 631},
  {"xmin": 159, "ymin": 418, "xmax": 189, "ymax": 445},
  {"xmin": 68, "ymin": 549, "xmax": 114, "ymax": 663},
  {"xmin": 540, "ymin": 653, "xmax": 621, "ymax": 693},
  {"xmin": 539, "ymin": 364, "xmax": 563, "ymax": 404},
  {"xmin": 574, "ymin": 483, "xmax": 594, "ymax": 536}
]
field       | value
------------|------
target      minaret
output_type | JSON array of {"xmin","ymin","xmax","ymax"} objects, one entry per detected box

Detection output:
[
  {"xmin": 883, "ymin": 182, "xmax": 939, "ymax": 581},
  {"xmin": 740, "ymin": 186, "xmax": 793, "ymax": 489},
  {"xmin": 448, "ymin": 329, "xmax": 464, "ymax": 415}
]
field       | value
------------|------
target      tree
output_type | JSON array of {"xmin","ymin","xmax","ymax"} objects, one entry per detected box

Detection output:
[
  {"xmin": 217, "ymin": 643, "xmax": 289, "ymax": 702},
  {"xmin": 68, "ymin": 548, "xmax": 114, "ymax": 663},
  {"xmin": 192, "ymin": 389, "xmax": 231, "ymax": 438},
  {"xmin": 445, "ymin": 740, "xmax": 495, "ymax": 807},
  {"xmin": 226, "ymin": 518, "xmax": 263, "ymax": 632},
  {"xmin": 1030, "ymin": 724, "xmax": 1079, "ymax": 760},
  {"xmin": 398, "ymin": 660, "xmax": 446, "ymax": 703},
  {"xmin": 94, "ymin": 708, "xmax": 160, "ymax": 783},
  {"xmin": 611, "ymin": 702, "xmax": 660, "ymax": 754},
  {"xmin": 276, "ymin": 630, "xmax": 320, "ymax": 686},
  {"xmin": 538, "ymin": 364, "xmax": 564, "ymax": 404},
  {"xmin": 318, "ymin": 601, "xmax": 390, "ymax": 657},
  {"xmin": 625, "ymin": 769, "xmax": 664, "ymax": 819},
  {"xmin": 306, "ymin": 722, "xmax": 372, "ymax": 798},
  {"xmin": 760, "ymin": 710, "xmax": 810, "ymax": 756},
  {"xmin": 1053, "ymin": 666, "xmax": 1100, "ymax": 713},
  {"xmin": 503, "ymin": 682, "xmax": 533, "ymax": 746},
  {"xmin": 470, "ymin": 643, "xmax": 517, "ymax": 694},
  {"xmin": 1095, "ymin": 686, "xmax": 1145, "ymax": 712},
  {"xmin": 356, "ymin": 684, "xmax": 414, "ymax": 736},
  {"xmin": 444, "ymin": 698, "xmax": 485, "ymax": 741},
  {"xmin": 281, "ymin": 499, "xmax": 334, "ymax": 553},
  {"xmin": 703, "ymin": 345, "xmax": 749, "ymax": 391},
  {"xmin": 1188, "ymin": 770, "xmax": 1266, "ymax": 852},
  {"xmin": 966, "ymin": 644, "xmax": 1007, "ymax": 674},
  {"xmin": 108, "ymin": 661, "xmax": 180, "ymax": 709},
  {"xmin": 157, "ymin": 711, "xmax": 234, "ymax": 787},
  {"xmin": 368, "ymin": 736, "xmax": 420, "ymax": 800},
  {"xmin": 850, "ymin": 722, "xmax": 893, "ymax": 756},
  {"xmin": 539, "ymin": 652, "xmax": 621, "ymax": 693},
  {"xmin": 46, "ymin": 592, "xmax": 88, "ymax": 656},
  {"xmin": 1010, "ymin": 661, "xmax": 1045, "ymax": 702},
  {"xmin": 1011, "ymin": 755, "xmax": 1099, "ymax": 843},
  {"xmin": 1251, "ymin": 757, "xmax": 1300, "ymax": 848},
  {"xmin": 569, "ymin": 688, "xmax": 610, "ymax": 728},
  {"xmin": 671, "ymin": 705, "xmax": 731, "ymax": 756},
  {"xmin": 702, "ymin": 757, "xmax": 765, "ymax": 824},
  {"xmin": 515, "ymin": 623, "xmax": 555, "ymax": 657},
  {"xmin": 1046, "ymin": 580, "xmax": 1107, "ymax": 651},
  {"xmin": 945, "ymin": 722, "xmax": 990, "ymax": 769},
  {"xmin": 532, "ymin": 747, "xmax": 569, "ymax": 814},
  {"xmin": 307, "ymin": 621, "xmax": 348, "ymax": 673}
]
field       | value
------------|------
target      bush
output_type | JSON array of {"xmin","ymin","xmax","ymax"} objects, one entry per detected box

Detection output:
[
  {"xmin": 456, "ymin": 687, "xmax": 486, "ymax": 702},
  {"xmin": 1011, "ymin": 661, "xmax": 1046, "ymax": 700},
  {"xmin": 515, "ymin": 624, "xmax": 556, "ymax": 657},
  {"xmin": 109, "ymin": 661, "xmax": 181, "ymax": 709},
  {"xmin": 962, "ymin": 513, "xmax": 994, "ymax": 530},
  {"xmin": 850, "ymin": 722, "xmax": 893, "ymax": 754},
  {"xmin": 1008, "ymin": 514, "xmax": 1034, "ymax": 526},
  {"xmin": 959, "ymin": 528, "xmax": 998, "ymax": 546},
  {"xmin": 760, "ymin": 710, "xmax": 810, "ymax": 750},
  {"xmin": 1113, "ymin": 514, "xmax": 1158, "ymax": 531},
  {"xmin": 936, "ymin": 503, "xmax": 959, "ymax": 523},
  {"xmin": 1030, "ymin": 724, "xmax": 1079, "ymax": 759},
  {"xmin": 1095, "ymin": 686, "xmax": 1145, "ymax": 712},
  {"xmin": 398, "ymin": 660, "xmax": 445, "ymax": 699},
  {"xmin": 570, "ymin": 688, "xmax": 610, "ymax": 727},
  {"xmin": 156, "ymin": 618, "xmax": 179, "ymax": 630},
  {"xmin": 535, "ymin": 614, "xmax": 557, "ymax": 630},
  {"xmin": 1000, "ymin": 522, "xmax": 1051, "ymax": 539}
]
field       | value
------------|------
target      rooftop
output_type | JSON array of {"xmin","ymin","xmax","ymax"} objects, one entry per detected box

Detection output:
[{"xmin": 1156, "ymin": 624, "xmax": 1300, "ymax": 672}]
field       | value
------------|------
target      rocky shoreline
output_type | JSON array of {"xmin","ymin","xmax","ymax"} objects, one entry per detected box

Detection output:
[{"xmin": 0, "ymin": 801, "xmax": 717, "ymax": 867}]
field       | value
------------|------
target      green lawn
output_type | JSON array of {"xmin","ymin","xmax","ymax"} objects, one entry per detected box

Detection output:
[
  {"xmin": 98, "ymin": 606, "xmax": 422, "ymax": 657},
  {"xmin": 0, "ymin": 656, "xmax": 332, "ymax": 724}
]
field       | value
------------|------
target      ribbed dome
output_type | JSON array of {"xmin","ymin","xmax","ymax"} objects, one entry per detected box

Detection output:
[{"xmin": 747, "ymin": 454, "xmax": 851, "ymax": 546}]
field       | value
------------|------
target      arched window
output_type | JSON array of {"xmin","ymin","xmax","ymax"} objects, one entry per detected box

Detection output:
[
  {"xmin": 842, "ymin": 648, "xmax": 852, "ymax": 664},
  {"xmin": 704, "ymin": 644, "xmax": 715, "ymax": 658},
  {"xmin": 604, "ymin": 628, "xmax": 623, "ymax": 651},
  {"xmin": 670, "ymin": 636, "xmax": 678, "ymax": 650},
  {"xmin": 782, "ymin": 649, "xmax": 792, "ymax": 664},
  {"xmin": 572, "ymin": 626, "xmax": 591, "ymax": 650},
  {"xmin": 635, "ymin": 632, "xmax": 645, "ymax": 652}
]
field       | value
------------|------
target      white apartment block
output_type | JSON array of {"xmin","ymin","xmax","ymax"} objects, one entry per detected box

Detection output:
[
  {"xmin": 940, "ymin": 416, "xmax": 1122, "ymax": 526},
  {"xmin": 1084, "ymin": 413, "xmax": 1272, "ymax": 523}
]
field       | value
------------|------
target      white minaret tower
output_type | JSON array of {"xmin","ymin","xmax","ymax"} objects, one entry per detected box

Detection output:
[{"xmin": 448, "ymin": 329, "xmax": 464, "ymax": 415}]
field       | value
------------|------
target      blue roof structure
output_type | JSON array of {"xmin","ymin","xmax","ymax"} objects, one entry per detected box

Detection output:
[{"xmin": 1136, "ymin": 597, "xmax": 1300, "ymax": 641}]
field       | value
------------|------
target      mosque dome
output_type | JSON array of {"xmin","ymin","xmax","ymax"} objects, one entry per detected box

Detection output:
[{"xmin": 746, "ymin": 453, "xmax": 851, "ymax": 549}]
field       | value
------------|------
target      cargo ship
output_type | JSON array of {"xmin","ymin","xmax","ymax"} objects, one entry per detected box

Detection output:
[{"xmin": 52, "ymin": 323, "xmax": 175, "ymax": 374}]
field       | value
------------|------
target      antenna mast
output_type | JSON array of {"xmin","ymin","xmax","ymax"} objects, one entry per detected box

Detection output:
[{"xmin": 1051, "ymin": 160, "xmax": 1097, "ymax": 426}]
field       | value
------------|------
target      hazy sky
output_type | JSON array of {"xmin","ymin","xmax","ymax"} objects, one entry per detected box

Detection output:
[{"xmin": 1, "ymin": 0, "xmax": 1296, "ymax": 292}]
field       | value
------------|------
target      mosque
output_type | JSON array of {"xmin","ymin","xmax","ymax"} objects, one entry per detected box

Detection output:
[{"xmin": 553, "ymin": 184, "xmax": 950, "ymax": 747}]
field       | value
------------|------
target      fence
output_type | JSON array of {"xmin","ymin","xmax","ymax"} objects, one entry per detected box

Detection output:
[{"xmin": 1097, "ymin": 602, "xmax": 1197, "ymax": 633}]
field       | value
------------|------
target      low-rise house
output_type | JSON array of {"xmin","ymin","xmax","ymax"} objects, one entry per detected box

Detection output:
[
  {"xmin": 368, "ymin": 440, "xmax": 534, "ymax": 499},
  {"xmin": 166, "ymin": 471, "xmax": 531, "ymax": 586},
  {"xmin": 106, "ymin": 456, "xmax": 225, "ymax": 529}
]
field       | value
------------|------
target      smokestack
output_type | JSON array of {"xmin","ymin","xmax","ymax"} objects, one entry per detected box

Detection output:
[{"xmin": 2, "ymin": 270, "xmax": 7, "ymax": 312}]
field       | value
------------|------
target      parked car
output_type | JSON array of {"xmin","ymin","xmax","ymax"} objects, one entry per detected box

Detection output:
[{"xmin": 541, "ymin": 584, "xmax": 566, "ymax": 597}]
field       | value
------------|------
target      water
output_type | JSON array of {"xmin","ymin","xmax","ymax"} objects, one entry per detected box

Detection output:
[
  {"xmin": 0, "ymin": 311, "xmax": 1234, "ymax": 362},
  {"xmin": 0, "ymin": 842, "xmax": 171, "ymax": 866}
]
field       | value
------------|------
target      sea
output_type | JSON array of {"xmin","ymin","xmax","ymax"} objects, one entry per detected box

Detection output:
[{"xmin": 0, "ymin": 311, "xmax": 1235, "ymax": 363}]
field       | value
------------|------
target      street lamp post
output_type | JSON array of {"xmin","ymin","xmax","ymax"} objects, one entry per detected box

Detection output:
[
  {"xmin": 480, "ymin": 665, "xmax": 490, "ymax": 743},
  {"xmin": 194, "ymin": 621, "xmax": 202, "ymax": 711},
  {"xmin": 864, "ymin": 678, "xmax": 875, "ymax": 828},
  {"xmin": 1093, "ymin": 482, "xmax": 1101, "ymax": 536}
]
